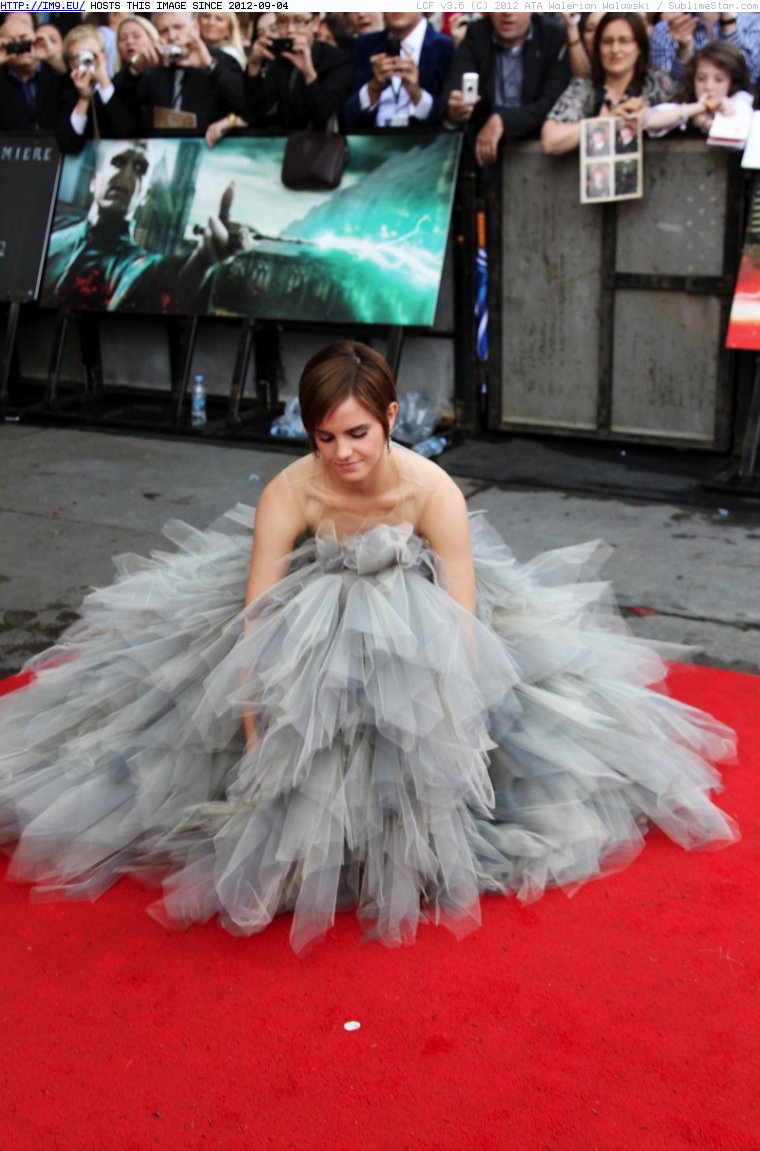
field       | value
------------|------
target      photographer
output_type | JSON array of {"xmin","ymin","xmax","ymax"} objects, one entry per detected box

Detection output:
[
  {"xmin": 245, "ymin": 12, "xmax": 353, "ymax": 130},
  {"xmin": 443, "ymin": 14, "xmax": 570, "ymax": 168},
  {"xmin": 134, "ymin": 12, "xmax": 246, "ymax": 135},
  {"xmin": 343, "ymin": 13, "xmax": 453, "ymax": 129},
  {"xmin": 33, "ymin": 23, "xmax": 66, "ymax": 75},
  {"xmin": 0, "ymin": 13, "xmax": 63, "ymax": 132},
  {"xmin": 57, "ymin": 25, "xmax": 134, "ymax": 154}
]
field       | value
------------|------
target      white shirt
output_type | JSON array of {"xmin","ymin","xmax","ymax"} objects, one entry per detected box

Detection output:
[
  {"xmin": 359, "ymin": 19, "xmax": 434, "ymax": 128},
  {"xmin": 70, "ymin": 81, "xmax": 115, "ymax": 135}
]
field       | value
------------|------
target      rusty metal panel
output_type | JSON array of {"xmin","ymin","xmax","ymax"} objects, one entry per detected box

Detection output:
[
  {"xmin": 616, "ymin": 140, "xmax": 728, "ymax": 278},
  {"xmin": 611, "ymin": 290, "xmax": 721, "ymax": 442},
  {"xmin": 500, "ymin": 149, "xmax": 602, "ymax": 431}
]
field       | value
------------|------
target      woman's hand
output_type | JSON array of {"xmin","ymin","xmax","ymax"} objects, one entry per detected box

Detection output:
[
  {"xmin": 128, "ymin": 41, "xmax": 162, "ymax": 75},
  {"xmin": 611, "ymin": 96, "xmax": 645, "ymax": 119},
  {"xmin": 205, "ymin": 113, "xmax": 247, "ymax": 148}
]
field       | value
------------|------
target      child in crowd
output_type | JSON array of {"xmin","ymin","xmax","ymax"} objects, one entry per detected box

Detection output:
[{"xmin": 645, "ymin": 41, "xmax": 752, "ymax": 137}]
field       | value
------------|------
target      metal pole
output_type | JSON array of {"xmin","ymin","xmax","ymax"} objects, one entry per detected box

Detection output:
[{"xmin": 0, "ymin": 302, "xmax": 20, "ymax": 409}]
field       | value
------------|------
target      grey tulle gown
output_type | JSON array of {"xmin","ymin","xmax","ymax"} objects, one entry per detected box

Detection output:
[{"xmin": 0, "ymin": 447, "xmax": 738, "ymax": 952}]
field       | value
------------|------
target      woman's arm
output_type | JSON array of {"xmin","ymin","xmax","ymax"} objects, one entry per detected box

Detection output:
[
  {"xmin": 242, "ymin": 472, "xmax": 307, "ymax": 748},
  {"xmin": 540, "ymin": 77, "xmax": 589, "ymax": 155},
  {"xmin": 559, "ymin": 14, "xmax": 591, "ymax": 79},
  {"xmin": 644, "ymin": 99, "xmax": 706, "ymax": 136},
  {"xmin": 540, "ymin": 118, "xmax": 582, "ymax": 154},
  {"xmin": 418, "ymin": 475, "xmax": 476, "ymax": 614}
]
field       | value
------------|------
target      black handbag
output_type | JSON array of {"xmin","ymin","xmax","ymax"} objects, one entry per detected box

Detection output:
[{"xmin": 281, "ymin": 116, "xmax": 348, "ymax": 192}]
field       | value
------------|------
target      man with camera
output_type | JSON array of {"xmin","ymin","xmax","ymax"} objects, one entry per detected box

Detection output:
[
  {"xmin": 0, "ymin": 13, "xmax": 63, "ymax": 132},
  {"xmin": 443, "ymin": 13, "xmax": 570, "ymax": 167},
  {"xmin": 343, "ymin": 13, "xmax": 453, "ymax": 129},
  {"xmin": 132, "ymin": 12, "xmax": 246, "ymax": 134},
  {"xmin": 246, "ymin": 12, "xmax": 353, "ymax": 130}
]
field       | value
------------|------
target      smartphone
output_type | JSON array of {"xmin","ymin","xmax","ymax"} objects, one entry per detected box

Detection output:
[
  {"xmin": 462, "ymin": 72, "xmax": 479, "ymax": 105},
  {"xmin": 385, "ymin": 34, "xmax": 401, "ymax": 57},
  {"xmin": 271, "ymin": 37, "xmax": 294, "ymax": 55}
]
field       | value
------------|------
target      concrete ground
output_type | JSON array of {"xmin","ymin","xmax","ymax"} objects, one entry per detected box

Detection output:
[{"xmin": 1, "ymin": 424, "xmax": 759, "ymax": 678}]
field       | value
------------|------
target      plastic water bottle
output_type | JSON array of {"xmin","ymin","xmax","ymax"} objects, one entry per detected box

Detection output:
[
  {"xmin": 191, "ymin": 374, "xmax": 207, "ymax": 428},
  {"xmin": 412, "ymin": 434, "xmax": 449, "ymax": 459}
]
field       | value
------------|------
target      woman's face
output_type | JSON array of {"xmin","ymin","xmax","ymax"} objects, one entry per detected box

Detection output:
[
  {"xmin": 313, "ymin": 395, "xmax": 397, "ymax": 483},
  {"xmin": 256, "ymin": 13, "xmax": 277, "ymax": 39},
  {"xmin": 582, "ymin": 13, "xmax": 601, "ymax": 57},
  {"xmin": 599, "ymin": 19, "xmax": 640, "ymax": 81},
  {"xmin": 118, "ymin": 20, "xmax": 152, "ymax": 60},
  {"xmin": 66, "ymin": 34, "xmax": 100, "ymax": 73},
  {"xmin": 316, "ymin": 19, "xmax": 337, "ymax": 48},
  {"xmin": 198, "ymin": 13, "xmax": 230, "ymax": 45},
  {"xmin": 694, "ymin": 59, "xmax": 732, "ymax": 102}
]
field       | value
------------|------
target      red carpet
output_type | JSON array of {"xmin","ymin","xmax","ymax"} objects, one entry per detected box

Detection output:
[{"xmin": 1, "ymin": 664, "xmax": 758, "ymax": 1151}]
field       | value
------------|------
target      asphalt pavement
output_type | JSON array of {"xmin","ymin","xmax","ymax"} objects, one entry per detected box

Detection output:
[{"xmin": 1, "ymin": 424, "xmax": 759, "ymax": 678}]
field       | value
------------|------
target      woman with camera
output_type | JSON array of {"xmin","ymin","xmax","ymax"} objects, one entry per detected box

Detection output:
[{"xmin": 57, "ymin": 24, "xmax": 134, "ymax": 154}]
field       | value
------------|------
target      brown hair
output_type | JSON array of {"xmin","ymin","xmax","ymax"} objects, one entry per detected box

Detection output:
[
  {"xmin": 591, "ymin": 13, "xmax": 649, "ymax": 95},
  {"xmin": 678, "ymin": 40, "xmax": 751, "ymax": 101},
  {"xmin": 298, "ymin": 342, "xmax": 397, "ymax": 449}
]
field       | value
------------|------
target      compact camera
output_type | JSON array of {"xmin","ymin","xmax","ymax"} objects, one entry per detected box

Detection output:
[
  {"xmin": 385, "ymin": 34, "xmax": 402, "ymax": 57},
  {"xmin": 164, "ymin": 43, "xmax": 184, "ymax": 63},
  {"xmin": 270, "ymin": 37, "xmax": 294, "ymax": 55},
  {"xmin": 77, "ymin": 50, "xmax": 95, "ymax": 71},
  {"xmin": 5, "ymin": 39, "xmax": 33, "ymax": 55},
  {"xmin": 462, "ymin": 72, "xmax": 479, "ymax": 105}
]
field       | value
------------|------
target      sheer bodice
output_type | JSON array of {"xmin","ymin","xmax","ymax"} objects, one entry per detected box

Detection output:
[{"xmin": 283, "ymin": 444, "xmax": 437, "ymax": 542}]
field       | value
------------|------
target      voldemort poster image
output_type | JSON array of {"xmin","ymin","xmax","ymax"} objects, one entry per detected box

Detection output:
[{"xmin": 40, "ymin": 133, "xmax": 461, "ymax": 327}]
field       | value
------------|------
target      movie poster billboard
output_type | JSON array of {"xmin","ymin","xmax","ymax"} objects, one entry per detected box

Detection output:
[
  {"xmin": 0, "ymin": 136, "xmax": 60, "ymax": 303},
  {"xmin": 726, "ymin": 177, "xmax": 760, "ymax": 351},
  {"xmin": 39, "ymin": 133, "xmax": 461, "ymax": 328}
]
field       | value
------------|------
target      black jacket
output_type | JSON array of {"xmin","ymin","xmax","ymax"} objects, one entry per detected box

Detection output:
[
  {"xmin": 443, "ymin": 16, "xmax": 570, "ymax": 141},
  {"xmin": 246, "ymin": 41, "xmax": 353, "ymax": 130},
  {"xmin": 56, "ymin": 74, "xmax": 136, "ymax": 154},
  {"xmin": 0, "ymin": 61, "xmax": 63, "ymax": 132},
  {"xmin": 343, "ymin": 23, "xmax": 454, "ymax": 129},
  {"xmin": 135, "ymin": 48, "xmax": 247, "ymax": 134}
]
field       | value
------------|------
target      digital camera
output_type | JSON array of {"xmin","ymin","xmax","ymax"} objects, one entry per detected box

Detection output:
[
  {"xmin": 78, "ymin": 50, "xmax": 95, "ymax": 71},
  {"xmin": 270, "ymin": 37, "xmax": 294, "ymax": 55},
  {"xmin": 5, "ymin": 39, "xmax": 33, "ymax": 55},
  {"xmin": 462, "ymin": 72, "xmax": 479, "ymax": 105},
  {"xmin": 164, "ymin": 43, "xmax": 184, "ymax": 63}
]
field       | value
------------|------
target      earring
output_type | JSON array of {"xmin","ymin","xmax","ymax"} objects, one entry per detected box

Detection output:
[
  {"xmin": 387, "ymin": 437, "xmax": 392, "ymax": 454},
  {"xmin": 314, "ymin": 448, "xmax": 320, "ymax": 458}
]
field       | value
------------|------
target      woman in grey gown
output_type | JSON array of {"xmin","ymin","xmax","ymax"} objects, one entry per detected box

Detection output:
[{"xmin": 0, "ymin": 342, "xmax": 738, "ymax": 953}]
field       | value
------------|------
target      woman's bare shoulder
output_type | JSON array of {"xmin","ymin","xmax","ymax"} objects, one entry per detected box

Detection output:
[
  {"xmin": 395, "ymin": 445, "xmax": 463, "ymax": 500},
  {"xmin": 257, "ymin": 455, "xmax": 314, "ymax": 521}
]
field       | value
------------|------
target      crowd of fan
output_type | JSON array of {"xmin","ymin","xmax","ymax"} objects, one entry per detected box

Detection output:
[{"xmin": 1, "ymin": 10, "xmax": 759, "ymax": 163}]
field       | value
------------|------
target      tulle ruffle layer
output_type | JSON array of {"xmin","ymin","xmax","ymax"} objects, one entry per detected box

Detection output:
[{"xmin": 0, "ymin": 506, "xmax": 738, "ymax": 951}]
